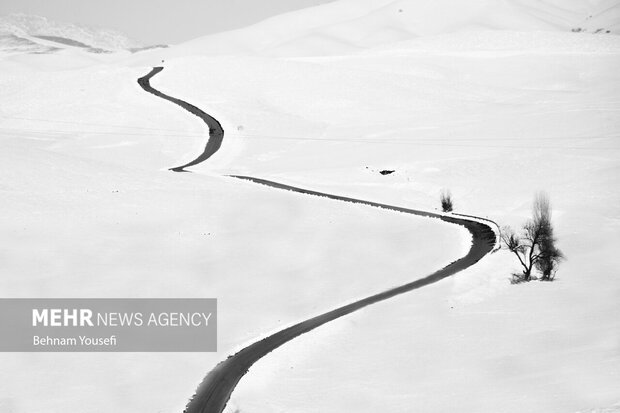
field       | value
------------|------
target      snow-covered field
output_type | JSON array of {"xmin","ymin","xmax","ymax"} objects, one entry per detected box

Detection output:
[{"xmin": 1, "ymin": 0, "xmax": 619, "ymax": 412}]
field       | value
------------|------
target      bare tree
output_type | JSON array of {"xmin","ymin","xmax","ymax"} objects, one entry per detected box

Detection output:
[
  {"xmin": 440, "ymin": 189, "xmax": 453, "ymax": 212},
  {"xmin": 501, "ymin": 192, "xmax": 563, "ymax": 282},
  {"xmin": 535, "ymin": 201, "xmax": 564, "ymax": 281}
]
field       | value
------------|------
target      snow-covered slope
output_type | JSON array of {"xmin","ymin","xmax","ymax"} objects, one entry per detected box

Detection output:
[
  {"xmin": 0, "ymin": 32, "xmax": 58, "ymax": 54},
  {"xmin": 0, "ymin": 59, "xmax": 471, "ymax": 412},
  {"xmin": 0, "ymin": 14, "xmax": 167, "ymax": 55},
  {"xmin": 160, "ymin": 0, "xmax": 620, "ymax": 57}
]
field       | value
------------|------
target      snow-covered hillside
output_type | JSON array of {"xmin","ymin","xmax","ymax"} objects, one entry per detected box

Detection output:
[
  {"xmin": 1, "ymin": 0, "xmax": 619, "ymax": 412},
  {"xmin": 0, "ymin": 14, "xmax": 167, "ymax": 55},
  {"xmin": 153, "ymin": 0, "xmax": 620, "ymax": 57}
]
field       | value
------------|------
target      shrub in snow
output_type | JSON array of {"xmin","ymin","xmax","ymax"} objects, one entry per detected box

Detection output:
[{"xmin": 440, "ymin": 189, "xmax": 453, "ymax": 212}]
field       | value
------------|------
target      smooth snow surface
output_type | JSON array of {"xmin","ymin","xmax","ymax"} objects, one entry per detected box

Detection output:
[
  {"xmin": 143, "ymin": 0, "xmax": 620, "ymax": 58},
  {"xmin": 1, "ymin": 0, "xmax": 619, "ymax": 412}
]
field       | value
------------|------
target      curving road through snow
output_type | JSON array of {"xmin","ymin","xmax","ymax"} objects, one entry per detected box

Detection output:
[
  {"xmin": 136, "ymin": 67, "xmax": 496, "ymax": 413},
  {"xmin": 137, "ymin": 67, "xmax": 224, "ymax": 172}
]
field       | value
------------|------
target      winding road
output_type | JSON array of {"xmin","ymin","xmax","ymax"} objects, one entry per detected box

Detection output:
[
  {"xmin": 137, "ymin": 67, "xmax": 224, "ymax": 172},
  {"xmin": 137, "ymin": 67, "xmax": 497, "ymax": 413}
]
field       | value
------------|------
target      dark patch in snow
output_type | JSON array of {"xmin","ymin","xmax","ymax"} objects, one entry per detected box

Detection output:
[
  {"xmin": 571, "ymin": 27, "xmax": 613, "ymax": 34},
  {"xmin": 87, "ymin": 47, "xmax": 112, "ymax": 54},
  {"xmin": 0, "ymin": 33, "xmax": 57, "ymax": 53},
  {"xmin": 33, "ymin": 34, "xmax": 113, "ymax": 53},
  {"xmin": 129, "ymin": 44, "xmax": 169, "ymax": 53},
  {"xmin": 34, "ymin": 34, "xmax": 91, "ymax": 48}
]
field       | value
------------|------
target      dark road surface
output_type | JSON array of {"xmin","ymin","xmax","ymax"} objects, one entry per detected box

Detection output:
[
  {"xmin": 137, "ymin": 67, "xmax": 497, "ymax": 413},
  {"xmin": 183, "ymin": 176, "xmax": 496, "ymax": 413},
  {"xmin": 137, "ymin": 67, "xmax": 224, "ymax": 172}
]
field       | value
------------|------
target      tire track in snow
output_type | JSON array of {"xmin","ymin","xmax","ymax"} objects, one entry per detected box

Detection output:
[{"xmin": 136, "ymin": 67, "xmax": 497, "ymax": 413}]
